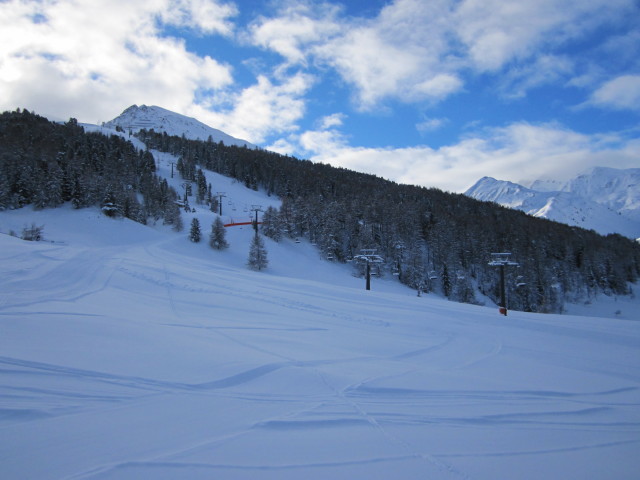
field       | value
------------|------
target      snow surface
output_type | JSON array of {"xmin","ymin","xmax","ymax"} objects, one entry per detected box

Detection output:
[
  {"xmin": 104, "ymin": 105, "xmax": 256, "ymax": 148},
  {"xmin": 466, "ymin": 169, "xmax": 640, "ymax": 239},
  {"xmin": 2, "ymin": 152, "xmax": 640, "ymax": 480}
]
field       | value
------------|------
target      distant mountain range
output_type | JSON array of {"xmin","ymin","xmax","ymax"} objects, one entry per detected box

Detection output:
[
  {"xmin": 104, "ymin": 105, "xmax": 255, "ymax": 148},
  {"xmin": 465, "ymin": 167, "xmax": 640, "ymax": 239},
  {"xmin": 105, "ymin": 105, "xmax": 638, "ymax": 240}
]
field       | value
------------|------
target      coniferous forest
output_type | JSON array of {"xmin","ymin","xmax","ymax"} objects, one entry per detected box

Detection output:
[
  {"xmin": 137, "ymin": 127, "xmax": 640, "ymax": 313},
  {"xmin": 0, "ymin": 110, "xmax": 183, "ymax": 230},
  {"xmin": 2, "ymin": 109, "xmax": 639, "ymax": 313}
]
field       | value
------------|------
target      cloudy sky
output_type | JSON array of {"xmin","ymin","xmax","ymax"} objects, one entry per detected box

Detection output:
[{"xmin": 1, "ymin": 0, "xmax": 639, "ymax": 192}]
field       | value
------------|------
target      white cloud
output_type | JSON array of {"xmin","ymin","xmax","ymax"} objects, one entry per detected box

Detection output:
[
  {"xmin": 313, "ymin": 0, "xmax": 463, "ymax": 108},
  {"xmin": 454, "ymin": 0, "xmax": 629, "ymax": 72},
  {"xmin": 413, "ymin": 75, "xmax": 463, "ymax": 100},
  {"xmin": 318, "ymin": 113, "xmax": 346, "ymax": 129},
  {"xmin": 248, "ymin": 2, "xmax": 341, "ymax": 66},
  {"xmin": 265, "ymin": 137, "xmax": 298, "ymax": 156},
  {"xmin": 300, "ymin": 128, "xmax": 347, "ymax": 154},
  {"xmin": 499, "ymin": 55, "xmax": 574, "ymax": 99},
  {"xmin": 416, "ymin": 117, "xmax": 448, "ymax": 133},
  {"xmin": 297, "ymin": 122, "xmax": 640, "ymax": 192},
  {"xmin": 248, "ymin": 0, "xmax": 637, "ymax": 109},
  {"xmin": 0, "ymin": 0, "xmax": 236, "ymax": 122},
  {"xmin": 193, "ymin": 72, "xmax": 314, "ymax": 143},
  {"xmin": 161, "ymin": 0, "xmax": 238, "ymax": 35},
  {"xmin": 248, "ymin": 0, "xmax": 463, "ymax": 109},
  {"xmin": 589, "ymin": 75, "xmax": 640, "ymax": 111}
]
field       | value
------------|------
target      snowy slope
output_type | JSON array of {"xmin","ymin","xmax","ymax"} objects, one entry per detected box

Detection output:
[
  {"xmin": 2, "ymin": 150, "xmax": 640, "ymax": 479},
  {"xmin": 104, "ymin": 105, "xmax": 256, "ymax": 148},
  {"xmin": 466, "ymin": 170, "xmax": 640, "ymax": 239},
  {"xmin": 556, "ymin": 167, "xmax": 640, "ymax": 224}
]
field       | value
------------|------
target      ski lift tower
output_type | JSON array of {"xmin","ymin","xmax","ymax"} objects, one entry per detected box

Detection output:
[
  {"xmin": 215, "ymin": 192, "xmax": 226, "ymax": 216},
  {"xmin": 354, "ymin": 249, "xmax": 384, "ymax": 291},
  {"xmin": 250, "ymin": 205, "xmax": 263, "ymax": 233},
  {"xmin": 489, "ymin": 252, "xmax": 519, "ymax": 316}
]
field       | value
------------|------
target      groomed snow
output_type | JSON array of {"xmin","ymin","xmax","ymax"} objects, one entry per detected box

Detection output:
[{"xmin": 1, "ymin": 154, "xmax": 640, "ymax": 480}]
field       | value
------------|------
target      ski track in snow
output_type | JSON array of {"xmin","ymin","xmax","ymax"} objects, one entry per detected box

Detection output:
[{"xmin": 1, "ymin": 156, "xmax": 640, "ymax": 479}]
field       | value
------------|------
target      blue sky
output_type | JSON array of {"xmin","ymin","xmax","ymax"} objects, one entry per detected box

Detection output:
[{"xmin": 1, "ymin": 0, "xmax": 639, "ymax": 192}]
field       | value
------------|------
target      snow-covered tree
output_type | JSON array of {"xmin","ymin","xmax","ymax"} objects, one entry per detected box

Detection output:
[
  {"xmin": 247, "ymin": 233, "xmax": 268, "ymax": 271},
  {"xmin": 261, "ymin": 206, "xmax": 282, "ymax": 241},
  {"xmin": 101, "ymin": 188, "xmax": 120, "ymax": 217},
  {"xmin": 209, "ymin": 216, "xmax": 229, "ymax": 250},
  {"xmin": 0, "ymin": 109, "xmax": 181, "ymax": 227},
  {"xmin": 189, "ymin": 218, "xmax": 201, "ymax": 243},
  {"xmin": 196, "ymin": 168, "xmax": 207, "ymax": 204}
]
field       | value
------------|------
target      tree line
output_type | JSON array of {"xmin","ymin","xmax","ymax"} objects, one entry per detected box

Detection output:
[
  {"xmin": 2, "ymin": 110, "xmax": 637, "ymax": 313},
  {"xmin": 137, "ymin": 127, "xmax": 640, "ymax": 313},
  {"xmin": 0, "ymin": 109, "xmax": 183, "ymax": 230}
]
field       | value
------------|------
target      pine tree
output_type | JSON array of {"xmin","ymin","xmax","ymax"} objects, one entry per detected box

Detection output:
[
  {"xmin": 189, "ymin": 217, "xmax": 201, "ymax": 243},
  {"xmin": 442, "ymin": 264, "xmax": 451, "ymax": 298},
  {"xmin": 247, "ymin": 233, "xmax": 268, "ymax": 271},
  {"xmin": 209, "ymin": 216, "xmax": 229, "ymax": 250},
  {"xmin": 261, "ymin": 205, "xmax": 282, "ymax": 241},
  {"xmin": 196, "ymin": 168, "xmax": 207, "ymax": 204},
  {"xmin": 101, "ymin": 188, "xmax": 120, "ymax": 217}
]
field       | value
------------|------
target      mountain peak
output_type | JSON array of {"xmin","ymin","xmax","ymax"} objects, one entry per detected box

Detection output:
[
  {"xmin": 465, "ymin": 177, "xmax": 533, "ymax": 208},
  {"xmin": 105, "ymin": 105, "xmax": 256, "ymax": 148},
  {"xmin": 466, "ymin": 167, "xmax": 640, "ymax": 239}
]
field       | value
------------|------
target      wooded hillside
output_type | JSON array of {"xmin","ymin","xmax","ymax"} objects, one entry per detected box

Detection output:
[
  {"xmin": 137, "ymin": 128, "xmax": 640, "ymax": 313},
  {"xmin": 0, "ymin": 110, "xmax": 183, "ymax": 230},
  {"xmin": 1, "ymin": 110, "xmax": 637, "ymax": 313}
]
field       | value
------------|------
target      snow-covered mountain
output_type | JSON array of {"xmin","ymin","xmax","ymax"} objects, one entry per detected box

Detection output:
[
  {"xmin": 465, "ymin": 168, "xmax": 640, "ymax": 239},
  {"xmin": 545, "ymin": 167, "xmax": 640, "ymax": 223},
  {"xmin": 2, "ymin": 149, "xmax": 639, "ymax": 479},
  {"xmin": 104, "ymin": 104, "xmax": 256, "ymax": 148}
]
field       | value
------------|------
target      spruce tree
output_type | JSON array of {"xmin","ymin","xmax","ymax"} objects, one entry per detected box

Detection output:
[
  {"xmin": 189, "ymin": 217, "xmax": 201, "ymax": 243},
  {"xmin": 210, "ymin": 216, "xmax": 229, "ymax": 250},
  {"xmin": 261, "ymin": 205, "xmax": 282, "ymax": 241},
  {"xmin": 247, "ymin": 233, "xmax": 268, "ymax": 271},
  {"xmin": 442, "ymin": 264, "xmax": 451, "ymax": 298}
]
